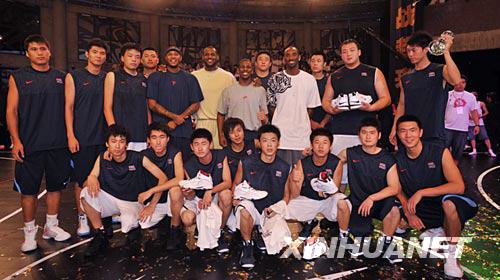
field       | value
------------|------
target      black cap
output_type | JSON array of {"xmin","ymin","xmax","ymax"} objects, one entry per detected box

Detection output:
[{"xmin": 165, "ymin": 46, "xmax": 181, "ymax": 55}]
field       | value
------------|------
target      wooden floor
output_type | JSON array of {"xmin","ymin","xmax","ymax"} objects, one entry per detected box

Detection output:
[{"xmin": 0, "ymin": 150, "xmax": 498, "ymax": 280}]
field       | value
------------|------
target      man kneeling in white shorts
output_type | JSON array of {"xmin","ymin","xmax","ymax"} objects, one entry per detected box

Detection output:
[
  {"xmin": 287, "ymin": 128, "xmax": 351, "ymax": 240},
  {"xmin": 80, "ymin": 124, "xmax": 168, "ymax": 257}
]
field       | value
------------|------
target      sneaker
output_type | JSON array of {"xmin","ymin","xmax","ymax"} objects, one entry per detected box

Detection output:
[
  {"xmin": 166, "ymin": 226, "xmax": 183, "ymax": 251},
  {"xmin": 333, "ymin": 94, "xmax": 350, "ymax": 111},
  {"xmin": 102, "ymin": 216, "xmax": 114, "ymax": 238},
  {"xmin": 85, "ymin": 229, "xmax": 108, "ymax": 257},
  {"xmin": 234, "ymin": 181, "xmax": 268, "ymax": 200},
  {"xmin": 468, "ymin": 150, "xmax": 477, "ymax": 156},
  {"xmin": 217, "ymin": 232, "xmax": 230, "ymax": 253},
  {"xmin": 299, "ymin": 219, "xmax": 319, "ymax": 241},
  {"xmin": 42, "ymin": 223, "xmax": 71, "ymax": 242},
  {"xmin": 444, "ymin": 245, "xmax": 463, "ymax": 278},
  {"xmin": 488, "ymin": 149, "xmax": 497, "ymax": 157},
  {"xmin": 240, "ymin": 240, "xmax": 255, "ymax": 268},
  {"xmin": 111, "ymin": 215, "xmax": 121, "ymax": 224},
  {"xmin": 126, "ymin": 227, "xmax": 142, "ymax": 252},
  {"xmin": 21, "ymin": 226, "xmax": 38, "ymax": 253},
  {"xmin": 347, "ymin": 92, "xmax": 362, "ymax": 110},
  {"xmin": 310, "ymin": 172, "xmax": 338, "ymax": 194},
  {"xmin": 419, "ymin": 227, "xmax": 445, "ymax": 240},
  {"xmin": 355, "ymin": 92, "xmax": 373, "ymax": 104},
  {"xmin": 77, "ymin": 214, "xmax": 91, "ymax": 237},
  {"xmin": 381, "ymin": 237, "xmax": 403, "ymax": 264},
  {"xmin": 339, "ymin": 232, "xmax": 364, "ymax": 257},
  {"xmin": 254, "ymin": 227, "xmax": 266, "ymax": 251},
  {"xmin": 395, "ymin": 227, "xmax": 407, "ymax": 235},
  {"xmin": 303, "ymin": 236, "xmax": 328, "ymax": 260},
  {"xmin": 179, "ymin": 170, "xmax": 213, "ymax": 190}
]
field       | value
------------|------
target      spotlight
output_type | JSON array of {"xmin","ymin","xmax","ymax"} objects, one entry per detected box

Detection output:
[{"xmin": 0, "ymin": 35, "xmax": 3, "ymax": 41}]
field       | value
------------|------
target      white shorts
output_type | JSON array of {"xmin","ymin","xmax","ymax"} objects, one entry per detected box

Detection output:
[
  {"xmin": 127, "ymin": 142, "xmax": 147, "ymax": 152},
  {"xmin": 286, "ymin": 194, "xmax": 350, "ymax": 222},
  {"xmin": 331, "ymin": 134, "xmax": 361, "ymax": 184},
  {"xmin": 234, "ymin": 200, "xmax": 263, "ymax": 229},
  {"xmin": 139, "ymin": 201, "xmax": 169, "ymax": 229},
  {"xmin": 80, "ymin": 188, "xmax": 140, "ymax": 233},
  {"xmin": 181, "ymin": 194, "xmax": 220, "ymax": 216}
]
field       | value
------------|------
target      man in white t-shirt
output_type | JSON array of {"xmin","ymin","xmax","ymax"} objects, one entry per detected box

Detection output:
[
  {"xmin": 444, "ymin": 76, "xmax": 480, "ymax": 163},
  {"xmin": 468, "ymin": 91, "xmax": 496, "ymax": 157},
  {"xmin": 267, "ymin": 46, "xmax": 321, "ymax": 165}
]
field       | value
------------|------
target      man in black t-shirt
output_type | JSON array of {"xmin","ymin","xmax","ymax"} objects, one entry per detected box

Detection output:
[
  {"xmin": 7, "ymin": 35, "xmax": 72, "ymax": 253},
  {"xmin": 181, "ymin": 128, "xmax": 232, "ymax": 253},
  {"xmin": 137, "ymin": 122, "xmax": 184, "ymax": 250},
  {"xmin": 308, "ymin": 51, "xmax": 331, "ymax": 132},
  {"xmin": 222, "ymin": 118, "xmax": 256, "ymax": 179},
  {"xmin": 337, "ymin": 118, "xmax": 401, "ymax": 263},
  {"xmin": 390, "ymin": 31, "xmax": 462, "ymax": 146},
  {"xmin": 287, "ymin": 128, "xmax": 346, "ymax": 240},
  {"xmin": 232, "ymin": 124, "xmax": 291, "ymax": 268},
  {"xmin": 81, "ymin": 125, "xmax": 168, "ymax": 257},
  {"xmin": 65, "ymin": 39, "xmax": 108, "ymax": 237},
  {"xmin": 104, "ymin": 43, "xmax": 150, "ymax": 152},
  {"xmin": 395, "ymin": 115, "xmax": 478, "ymax": 278}
]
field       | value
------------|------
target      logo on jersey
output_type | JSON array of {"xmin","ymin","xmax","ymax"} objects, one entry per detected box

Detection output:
[
  {"xmin": 171, "ymin": 80, "xmax": 177, "ymax": 86},
  {"xmin": 128, "ymin": 165, "xmax": 136, "ymax": 171},
  {"xmin": 428, "ymin": 72, "xmax": 435, "ymax": 78},
  {"xmin": 25, "ymin": 80, "xmax": 33, "ymax": 85},
  {"xmin": 83, "ymin": 81, "xmax": 90, "ymax": 86},
  {"xmin": 361, "ymin": 72, "xmax": 367, "ymax": 77},
  {"xmin": 246, "ymin": 149, "xmax": 253, "ymax": 156},
  {"xmin": 427, "ymin": 162, "xmax": 436, "ymax": 169},
  {"xmin": 352, "ymin": 159, "xmax": 360, "ymax": 163},
  {"xmin": 400, "ymin": 168, "xmax": 407, "ymax": 173},
  {"xmin": 120, "ymin": 80, "xmax": 127, "ymax": 85},
  {"xmin": 405, "ymin": 79, "xmax": 410, "ymax": 85},
  {"xmin": 250, "ymin": 171, "xmax": 257, "ymax": 175},
  {"xmin": 141, "ymin": 82, "xmax": 147, "ymax": 87},
  {"xmin": 378, "ymin": 163, "xmax": 386, "ymax": 170},
  {"xmin": 275, "ymin": 170, "xmax": 282, "ymax": 177},
  {"xmin": 167, "ymin": 158, "xmax": 173, "ymax": 164},
  {"xmin": 217, "ymin": 162, "xmax": 223, "ymax": 169},
  {"xmin": 56, "ymin": 78, "xmax": 63, "ymax": 84}
]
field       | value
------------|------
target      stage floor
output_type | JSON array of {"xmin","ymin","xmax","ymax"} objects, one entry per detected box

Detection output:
[{"xmin": 0, "ymin": 150, "xmax": 498, "ymax": 280}]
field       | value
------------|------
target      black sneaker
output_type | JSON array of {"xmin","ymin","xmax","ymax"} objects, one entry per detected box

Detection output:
[
  {"xmin": 102, "ymin": 216, "xmax": 114, "ymax": 238},
  {"xmin": 381, "ymin": 237, "xmax": 403, "ymax": 264},
  {"xmin": 85, "ymin": 229, "xmax": 108, "ymax": 257},
  {"xmin": 254, "ymin": 232, "xmax": 266, "ymax": 252},
  {"xmin": 157, "ymin": 216, "xmax": 171, "ymax": 238},
  {"xmin": 240, "ymin": 240, "xmax": 255, "ymax": 269},
  {"xmin": 166, "ymin": 226, "xmax": 183, "ymax": 251},
  {"xmin": 217, "ymin": 231, "xmax": 229, "ymax": 253},
  {"xmin": 339, "ymin": 232, "xmax": 363, "ymax": 257},
  {"xmin": 126, "ymin": 227, "xmax": 142, "ymax": 248},
  {"xmin": 299, "ymin": 219, "xmax": 319, "ymax": 241}
]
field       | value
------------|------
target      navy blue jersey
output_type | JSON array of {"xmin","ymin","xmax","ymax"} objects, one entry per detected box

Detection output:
[
  {"xmin": 311, "ymin": 75, "xmax": 329, "ymax": 125},
  {"xmin": 11, "ymin": 66, "xmax": 67, "ymax": 154},
  {"xmin": 142, "ymin": 144, "xmax": 180, "ymax": 203},
  {"xmin": 402, "ymin": 63, "xmax": 446, "ymax": 141},
  {"xmin": 112, "ymin": 70, "xmax": 148, "ymax": 142},
  {"xmin": 241, "ymin": 155, "xmax": 290, "ymax": 213},
  {"xmin": 184, "ymin": 150, "xmax": 226, "ymax": 198},
  {"xmin": 146, "ymin": 70, "xmax": 203, "ymax": 138},
  {"xmin": 300, "ymin": 154, "xmax": 340, "ymax": 201},
  {"xmin": 99, "ymin": 151, "xmax": 146, "ymax": 202},
  {"xmin": 330, "ymin": 64, "xmax": 378, "ymax": 135},
  {"xmin": 69, "ymin": 68, "xmax": 106, "ymax": 146},
  {"xmin": 223, "ymin": 140, "xmax": 256, "ymax": 179},
  {"xmin": 347, "ymin": 145, "xmax": 396, "ymax": 206},
  {"xmin": 395, "ymin": 142, "xmax": 446, "ymax": 204}
]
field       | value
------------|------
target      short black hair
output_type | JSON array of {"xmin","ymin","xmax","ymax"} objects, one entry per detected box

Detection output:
[
  {"xmin": 191, "ymin": 128, "xmax": 213, "ymax": 143},
  {"xmin": 120, "ymin": 42, "xmax": 141, "ymax": 57},
  {"xmin": 284, "ymin": 46, "xmax": 299, "ymax": 53},
  {"xmin": 239, "ymin": 58, "xmax": 252, "ymax": 65},
  {"xmin": 24, "ymin": 34, "xmax": 50, "ymax": 51},
  {"xmin": 310, "ymin": 128, "xmax": 333, "ymax": 144},
  {"xmin": 340, "ymin": 39, "xmax": 361, "ymax": 51},
  {"xmin": 460, "ymin": 74, "xmax": 468, "ymax": 82},
  {"xmin": 223, "ymin": 118, "xmax": 245, "ymax": 144},
  {"xmin": 406, "ymin": 31, "xmax": 433, "ymax": 49},
  {"xmin": 396, "ymin": 115, "xmax": 423, "ymax": 130},
  {"xmin": 106, "ymin": 124, "xmax": 129, "ymax": 143},
  {"xmin": 310, "ymin": 50, "xmax": 326, "ymax": 62},
  {"xmin": 147, "ymin": 122, "xmax": 170, "ymax": 138},
  {"xmin": 359, "ymin": 117, "xmax": 381, "ymax": 132},
  {"xmin": 203, "ymin": 46, "xmax": 218, "ymax": 55},
  {"xmin": 87, "ymin": 39, "xmax": 108, "ymax": 53},
  {"xmin": 142, "ymin": 47, "xmax": 158, "ymax": 56},
  {"xmin": 255, "ymin": 50, "xmax": 272, "ymax": 61},
  {"xmin": 258, "ymin": 124, "xmax": 281, "ymax": 140}
]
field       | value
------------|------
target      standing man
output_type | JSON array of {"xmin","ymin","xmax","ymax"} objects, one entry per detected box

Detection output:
[
  {"xmin": 444, "ymin": 76, "xmax": 480, "ymax": 163},
  {"xmin": 468, "ymin": 91, "xmax": 496, "ymax": 157},
  {"xmin": 308, "ymin": 51, "xmax": 331, "ymax": 131},
  {"xmin": 147, "ymin": 46, "xmax": 204, "ymax": 160},
  {"xmin": 141, "ymin": 47, "xmax": 159, "ymax": 78},
  {"xmin": 322, "ymin": 39, "xmax": 391, "ymax": 185},
  {"xmin": 104, "ymin": 43, "xmax": 150, "ymax": 152},
  {"xmin": 267, "ymin": 46, "xmax": 321, "ymax": 165},
  {"xmin": 65, "ymin": 39, "xmax": 108, "ymax": 237},
  {"xmin": 390, "ymin": 31, "xmax": 461, "ymax": 146},
  {"xmin": 192, "ymin": 46, "xmax": 236, "ymax": 150},
  {"xmin": 217, "ymin": 58, "xmax": 268, "ymax": 145},
  {"xmin": 7, "ymin": 35, "xmax": 71, "ymax": 252},
  {"xmin": 253, "ymin": 51, "xmax": 273, "ymax": 90}
]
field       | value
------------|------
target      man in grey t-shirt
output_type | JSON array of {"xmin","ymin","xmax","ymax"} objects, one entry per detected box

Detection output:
[{"xmin": 217, "ymin": 58, "xmax": 268, "ymax": 145}]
